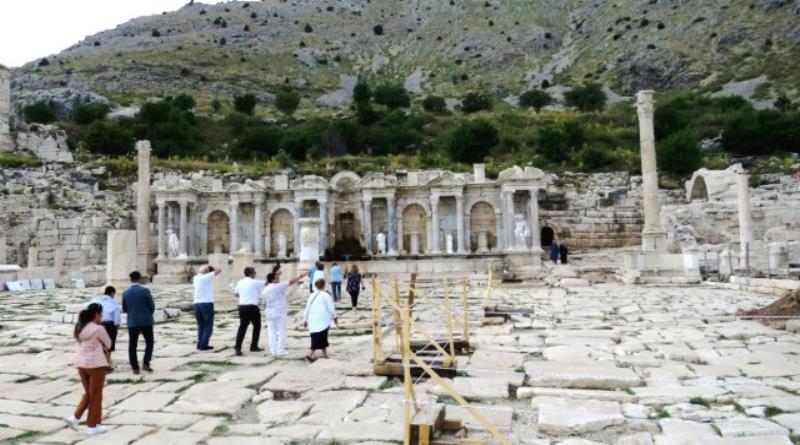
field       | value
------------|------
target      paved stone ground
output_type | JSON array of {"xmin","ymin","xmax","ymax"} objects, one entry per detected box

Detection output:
[{"xmin": 0, "ymin": 280, "xmax": 798, "ymax": 444}]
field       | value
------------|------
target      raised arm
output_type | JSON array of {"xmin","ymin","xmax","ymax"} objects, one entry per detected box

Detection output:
[{"xmin": 288, "ymin": 273, "xmax": 306, "ymax": 287}]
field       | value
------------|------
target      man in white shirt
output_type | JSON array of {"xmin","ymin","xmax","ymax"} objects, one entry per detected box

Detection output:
[
  {"xmin": 263, "ymin": 267, "xmax": 306, "ymax": 357},
  {"xmin": 193, "ymin": 265, "xmax": 221, "ymax": 351},
  {"xmin": 233, "ymin": 267, "xmax": 265, "ymax": 355}
]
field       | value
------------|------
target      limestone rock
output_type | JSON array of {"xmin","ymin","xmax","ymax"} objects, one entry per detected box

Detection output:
[{"xmin": 533, "ymin": 396, "xmax": 625, "ymax": 435}]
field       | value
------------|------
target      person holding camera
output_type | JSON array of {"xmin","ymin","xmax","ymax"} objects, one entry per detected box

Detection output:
[{"xmin": 193, "ymin": 265, "xmax": 221, "ymax": 351}]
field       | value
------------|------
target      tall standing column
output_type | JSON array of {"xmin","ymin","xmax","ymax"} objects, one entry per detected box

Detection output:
[
  {"xmin": 0, "ymin": 65, "xmax": 13, "ymax": 152},
  {"xmin": 387, "ymin": 196, "xmax": 397, "ymax": 255},
  {"xmin": 135, "ymin": 140, "xmax": 152, "ymax": 273},
  {"xmin": 254, "ymin": 198, "xmax": 264, "ymax": 256},
  {"xmin": 294, "ymin": 198, "xmax": 303, "ymax": 255},
  {"xmin": 178, "ymin": 199, "xmax": 188, "ymax": 256},
  {"xmin": 636, "ymin": 90, "xmax": 667, "ymax": 253},
  {"xmin": 363, "ymin": 197, "xmax": 373, "ymax": 254},
  {"xmin": 528, "ymin": 189, "xmax": 541, "ymax": 251},
  {"xmin": 264, "ymin": 210, "xmax": 272, "ymax": 257},
  {"xmin": 503, "ymin": 191, "xmax": 515, "ymax": 251},
  {"xmin": 156, "ymin": 201, "xmax": 166, "ymax": 259},
  {"xmin": 397, "ymin": 216, "xmax": 404, "ymax": 253},
  {"xmin": 494, "ymin": 210, "xmax": 504, "ymax": 251},
  {"xmin": 737, "ymin": 170, "xmax": 754, "ymax": 268},
  {"xmin": 456, "ymin": 195, "xmax": 466, "ymax": 254},
  {"xmin": 230, "ymin": 197, "xmax": 239, "ymax": 253},
  {"xmin": 430, "ymin": 196, "xmax": 441, "ymax": 254},
  {"xmin": 318, "ymin": 198, "xmax": 328, "ymax": 254}
]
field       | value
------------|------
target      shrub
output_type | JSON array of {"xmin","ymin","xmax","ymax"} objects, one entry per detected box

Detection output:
[
  {"xmin": 578, "ymin": 144, "xmax": 618, "ymax": 170},
  {"xmin": 373, "ymin": 24, "xmax": 384, "ymax": 35},
  {"xmin": 722, "ymin": 109, "xmax": 800, "ymax": 155},
  {"xmin": 534, "ymin": 124, "xmax": 570, "ymax": 164},
  {"xmin": 275, "ymin": 90, "xmax": 301, "ymax": 117},
  {"xmin": 211, "ymin": 99, "xmax": 222, "ymax": 113},
  {"xmin": 84, "ymin": 120, "xmax": 134, "ymax": 155},
  {"xmin": 519, "ymin": 89, "xmax": 553, "ymax": 112},
  {"xmin": 461, "ymin": 92, "xmax": 492, "ymax": 113},
  {"xmin": 72, "ymin": 103, "xmax": 110, "ymax": 125},
  {"xmin": 353, "ymin": 80, "xmax": 372, "ymax": 103},
  {"xmin": 373, "ymin": 83, "xmax": 410, "ymax": 109},
  {"xmin": 22, "ymin": 101, "xmax": 57, "ymax": 124},
  {"xmin": 233, "ymin": 93, "xmax": 257, "ymax": 115},
  {"xmin": 232, "ymin": 125, "xmax": 282, "ymax": 159},
  {"xmin": 447, "ymin": 119, "xmax": 498, "ymax": 163},
  {"xmin": 355, "ymin": 102, "xmax": 380, "ymax": 126},
  {"xmin": 657, "ymin": 128, "xmax": 703, "ymax": 176},
  {"xmin": 564, "ymin": 83, "xmax": 607, "ymax": 112},
  {"xmin": 304, "ymin": 23, "xmax": 313, "ymax": 33},
  {"xmin": 280, "ymin": 125, "xmax": 317, "ymax": 160},
  {"xmin": 172, "ymin": 93, "xmax": 196, "ymax": 111},
  {"xmin": 422, "ymin": 95, "xmax": 447, "ymax": 113}
]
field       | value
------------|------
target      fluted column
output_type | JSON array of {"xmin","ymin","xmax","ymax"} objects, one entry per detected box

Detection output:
[
  {"xmin": 230, "ymin": 197, "xmax": 240, "ymax": 253},
  {"xmin": 636, "ymin": 90, "xmax": 667, "ymax": 253},
  {"xmin": 387, "ymin": 196, "xmax": 397, "ymax": 255},
  {"xmin": 456, "ymin": 195, "xmax": 466, "ymax": 254},
  {"xmin": 430, "ymin": 196, "xmax": 441, "ymax": 254},
  {"xmin": 529, "ymin": 189, "xmax": 541, "ymax": 251},
  {"xmin": 157, "ymin": 201, "xmax": 166, "ymax": 259},
  {"xmin": 294, "ymin": 198, "xmax": 303, "ymax": 255},
  {"xmin": 363, "ymin": 197, "xmax": 373, "ymax": 254},
  {"xmin": 503, "ymin": 190, "xmax": 514, "ymax": 251},
  {"xmin": 737, "ymin": 171, "xmax": 754, "ymax": 268},
  {"xmin": 254, "ymin": 198, "xmax": 264, "ymax": 255},
  {"xmin": 494, "ymin": 210, "xmax": 503, "ymax": 251},
  {"xmin": 179, "ymin": 199, "xmax": 188, "ymax": 256},
  {"xmin": 318, "ymin": 198, "xmax": 329, "ymax": 253},
  {"xmin": 397, "ymin": 215, "xmax": 404, "ymax": 253},
  {"xmin": 135, "ymin": 140, "xmax": 152, "ymax": 273},
  {"xmin": 264, "ymin": 210, "xmax": 272, "ymax": 257}
]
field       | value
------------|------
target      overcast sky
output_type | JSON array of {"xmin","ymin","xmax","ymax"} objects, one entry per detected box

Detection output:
[{"xmin": 0, "ymin": 0, "xmax": 222, "ymax": 67}]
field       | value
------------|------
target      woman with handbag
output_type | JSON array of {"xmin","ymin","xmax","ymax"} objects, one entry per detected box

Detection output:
[
  {"xmin": 66, "ymin": 303, "xmax": 111, "ymax": 435},
  {"xmin": 303, "ymin": 276, "xmax": 338, "ymax": 361}
]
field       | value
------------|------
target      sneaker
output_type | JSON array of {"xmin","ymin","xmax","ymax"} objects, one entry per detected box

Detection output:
[
  {"xmin": 65, "ymin": 415, "xmax": 79, "ymax": 431},
  {"xmin": 86, "ymin": 425, "xmax": 108, "ymax": 435}
]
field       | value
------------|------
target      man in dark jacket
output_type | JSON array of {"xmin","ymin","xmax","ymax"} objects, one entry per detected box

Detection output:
[
  {"xmin": 122, "ymin": 271, "xmax": 155, "ymax": 374},
  {"xmin": 559, "ymin": 243, "xmax": 569, "ymax": 265}
]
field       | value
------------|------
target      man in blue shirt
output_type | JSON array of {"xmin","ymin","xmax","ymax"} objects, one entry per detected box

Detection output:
[
  {"xmin": 122, "ymin": 271, "xmax": 155, "ymax": 375},
  {"xmin": 88, "ymin": 286, "xmax": 121, "ymax": 352},
  {"xmin": 329, "ymin": 262, "xmax": 343, "ymax": 302}
]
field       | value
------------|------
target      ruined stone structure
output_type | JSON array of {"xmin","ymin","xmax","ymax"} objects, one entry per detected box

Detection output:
[{"xmin": 0, "ymin": 64, "xmax": 13, "ymax": 152}]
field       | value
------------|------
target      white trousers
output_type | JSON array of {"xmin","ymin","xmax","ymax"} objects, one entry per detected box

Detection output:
[{"xmin": 265, "ymin": 309, "xmax": 288, "ymax": 355}]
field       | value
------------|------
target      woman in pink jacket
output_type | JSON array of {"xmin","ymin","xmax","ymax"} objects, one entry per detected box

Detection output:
[{"xmin": 65, "ymin": 303, "xmax": 111, "ymax": 435}]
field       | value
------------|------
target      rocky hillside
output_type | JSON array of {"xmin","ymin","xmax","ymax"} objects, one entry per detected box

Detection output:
[{"xmin": 10, "ymin": 0, "xmax": 800, "ymax": 112}]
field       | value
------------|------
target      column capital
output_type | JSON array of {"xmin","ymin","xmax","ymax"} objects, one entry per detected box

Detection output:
[
  {"xmin": 178, "ymin": 198, "xmax": 189, "ymax": 208},
  {"xmin": 156, "ymin": 199, "xmax": 166, "ymax": 208},
  {"xmin": 362, "ymin": 195, "xmax": 373, "ymax": 204},
  {"xmin": 231, "ymin": 195, "xmax": 240, "ymax": 204}
]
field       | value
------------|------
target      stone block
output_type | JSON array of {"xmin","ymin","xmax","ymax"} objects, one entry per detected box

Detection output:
[
  {"xmin": 106, "ymin": 230, "xmax": 137, "ymax": 286},
  {"xmin": 533, "ymin": 396, "xmax": 624, "ymax": 435},
  {"xmin": 524, "ymin": 360, "xmax": 642, "ymax": 389}
]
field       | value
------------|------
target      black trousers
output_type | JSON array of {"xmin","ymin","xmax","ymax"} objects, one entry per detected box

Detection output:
[
  {"xmin": 101, "ymin": 322, "xmax": 118, "ymax": 352},
  {"xmin": 349, "ymin": 290, "xmax": 360, "ymax": 308},
  {"xmin": 128, "ymin": 325, "xmax": 154, "ymax": 371},
  {"xmin": 235, "ymin": 305, "xmax": 261, "ymax": 351}
]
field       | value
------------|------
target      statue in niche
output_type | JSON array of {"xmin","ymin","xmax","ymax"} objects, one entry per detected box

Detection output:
[
  {"xmin": 376, "ymin": 231, "xmax": 387, "ymax": 255},
  {"xmin": 513, "ymin": 214, "xmax": 530, "ymax": 249},
  {"xmin": 168, "ymin": 229, "xmax": 180, "ymax": 258},
  {"xmin": 445, "ymin": 231, "xmax": 455, "ymax": 254},
  {"xmin": 278, "ymin": 231, "xmax": 287, "ymax": 258}
]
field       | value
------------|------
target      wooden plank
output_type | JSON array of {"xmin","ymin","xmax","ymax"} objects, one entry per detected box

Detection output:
[
  {"xmin": 374, "ymin": 359, "xmax": 459, "ymax": 378},
  {"xmin": 410, "ymin": 339, "xmax": 470, "ymax": 353}
]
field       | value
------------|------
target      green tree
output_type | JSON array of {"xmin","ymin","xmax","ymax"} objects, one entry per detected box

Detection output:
[
  {"xmin": 72, "ymin": 103, "xmax": 110, "ymax": 125},
  {"xmin": 281, "ymin": 125, "xmax": 318, "ymax": 160},
  {"xmin": 519, "ymin": 89, "xmax": 553, "ymax": 112},
  {"xmin": 233, "ymin": 93, "xmax": 257, "ymax": 115},
  {"xmin": 447, "ymin": 119, "xmax": 498, "ymax": 163},
  {"xmin": 534, "ymin": 124, "xmax": 570, "ymax": 164},
  {"xmin": 422, "ymin": 95, "xmax": 447, "ymax": 113},
  {"xmin": 461, "ymin": 92, "xmax": 492, "ymax": 113},
  {"xmin": 657, "ymin": 128, "xmax": 703, "ymax": 175},
  {"xmin": 353, "ymin": 80, "xmax": 372, "ymax": 104},
  {"xmin": 564, "ymin": 83, "xmax": 607, "ymax": 112},
  {"xmin": 172, "ymin": 93, "xmax": 196, "ymax": 111},
  {"xmin": 275, "ymin": 90, "xmax": 301, "ymax": 117},
  {"xmin": 372, "ymin": 83, "xmax": 410, "ymax": 109},
  {"xmin": 211, "ymin": 99, "xmax": 222, "ymax": 113},
  {"xmin": 232, "ymin": 125, "xmax": 282, "ymax": 159},
  {"xmin": 84, "ymin": 120, "xmax": 134, "ymax": 155},
  {"xmin": 775, "ymin": 94, "xmax": 797, "ymax": 112},
  {"xmin": 22, "ymin": 101, "xmax": 57, "ymax": 124}
]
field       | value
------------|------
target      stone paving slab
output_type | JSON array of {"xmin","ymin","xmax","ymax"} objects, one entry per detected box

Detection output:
[
  {"xmin": 131, "ymin": 429, "xmax": 207, "ymax": 445},
  {"xmin": 524, "ymin": 360, "xmax": 643, "ymax": 389},
  {"xmin": 533, "ymin": 396, "xmax": 625, "ymax": 435},
  {"xmin": 104, "ymin": 411, "xmax": 204, "ymax": 428},
  {"xmin": 75, "ymin": 425, "xmax": 155, "ymax": 445}
]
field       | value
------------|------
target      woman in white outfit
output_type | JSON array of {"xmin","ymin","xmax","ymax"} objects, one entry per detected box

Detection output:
[
  {"xmin": 303, "ymin": 277, "xmax": 338, "ymax": 361},
  {"xmin": 263, "ymin": 268, "xmax": 305, "ymax": 357}
]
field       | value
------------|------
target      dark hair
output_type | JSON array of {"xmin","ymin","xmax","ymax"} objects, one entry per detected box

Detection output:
[
  {"xmin": 104, "ymin": 286, "xmax": 116, "ymax": 296},
  {"xmin": 129, "ymin": 271, "xmax": 142, "ymax": 282},
  {"xmin": 266, "ymin": 272, "xmax": 277, "ymax": 283},
  {"xmin": 244, "ymin": 266, "xmax": 256, "ymax": 277},
  {"xmin": 272, "ymin": 262, "xmax": 281, "ymax": 274},
  {"xmin": 75, "ymin": 303, "xmax": 102, "ymax": 340},
  {"xmin": 318, "ymin": 263, "xmax": 325, "ymax": 270},
  {"xmin": 315, "ymin": 278, "xmax": 326, "ymax": 289}
]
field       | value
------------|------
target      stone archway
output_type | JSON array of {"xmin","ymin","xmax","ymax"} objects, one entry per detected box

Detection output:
[
  {"xmin": 690, "ymin": 176, "xmax": 709, "ymax": 201},
  {"xmin": 469, "ymin": 201, "xmax": 496, "ymax": 252},
  {"xmin": 270, "ymin": 209, "xmax": 294, "ymax": 257},
  {"xmin": 333, "ymin": 211, "xmax": 362, "ymax": 259},
  {"xmin": 402, "ymin": 204, "xmax": 428, "ymax": 254},
  {"xmin": 207, "ymin": 210, "xmax": 230, "ymax": 254},
  {"xmin": 541, "ymin": 226, "xmax": 555, "ymax": 248}
]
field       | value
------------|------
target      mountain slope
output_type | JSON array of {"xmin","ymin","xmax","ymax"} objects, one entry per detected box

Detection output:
[{"xmin": 11, "ymin": 0, "xmax": 800, "ymax": 107}]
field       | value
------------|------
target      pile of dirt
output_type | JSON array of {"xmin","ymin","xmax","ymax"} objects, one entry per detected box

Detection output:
[{"xmin": 741, "ymin": 288, "xmax": 800, "ymax": 317}]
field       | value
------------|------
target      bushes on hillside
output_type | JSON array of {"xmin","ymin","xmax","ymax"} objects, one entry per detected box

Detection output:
[
  {"xmin": 72, "ymin": 103, "xmax": 110, "ymax": 125},
  {"xmin": 22, "ymin": 101, "xmax": 56, "ymax": 124},
  {"xmin": 372, "ymin": 83, "xmax": 410, "ymax": 109},
  {"xmin": 422, "ymin": 95, "xmax": 447, "ymax": 113},
  {"xmin": 461, "ymin": 92, "xmax": 492, "ymax": 113},
  {"xmin": 519, "ymin": 89, "xmax": 553, "ymax": 112},
  {"xmin": 84, "ymin": 120, "xmax": 134, "ymax": 155},
  {"xmin": 721, "ymin": 109, "xmax": 800, "ymax": 156},
  {"xmin": 448, "ymin": 119, "xmax": 498, "ymax": 163},
  {"xmin": 564, "ymin": 83, "xmax": 606, "ymax": 112},
  {"xmin": 275, "ymin": 90, "xmax": 300, "ymax": 117},
  {"xmin": 233, "ymin": 93, "xmax": 257, "ymax": 115},
  {"xmin": 657, "ymin": 128, "xmax": 702, "ymax": 175}
]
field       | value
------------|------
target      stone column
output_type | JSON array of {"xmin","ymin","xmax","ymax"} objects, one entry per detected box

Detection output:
[
  {"xmin": 636, "ymin": 90, "xmax": 667, "ymax": 253},
  {"xmin": 27, "ymin": 247, "xmax": 38, "ymax": 269},
  {"xmin": 397, "ymin": 215, "xmax": 404, "ymax": 253},
  {"xmin": 254, "ymin": 198, "xmax": 264, "ymax": 256},
  {"xmin": 179, "ymin": 199, "xmax": 188, "ymax": 256},
  {"xmin": 0, "ymin": 235, "xmax": 6, "ymax": 264},
  {"xmin": 528, "ymin": 189, "xmax": 541, "ymax": 251},
  {"xmin": 456, "ymin": 195, "xmax": 466, "ymax": 254},
  {"xmin": 157, "ymin": 201, "xmax": 167, "ymax": 259},
  {"xmin": 387, "ymin": 196, "xmax": 397, "ymax": 255},
  {"xmin": 230, "ymin": 197, "xmax": 239, "ymax": 253},
  {"xmin": 264, "ymin": 210, "xmax": 272, "ymax": 257},
  {"xmin": 494, "ymin": 210, "xmax": 503, "ymax": 251},
  {"xmin": 318, "ymin": 198, "xmax": 328, "ymax": 254},
  {"xmin": 737, "ymin": 170, "xmax": 754, "ymax": 268},
  {"xmin": 294, "ymin": 198, "xmax": 303, "ymax": 255},
  {"xmin": 135, "ymin": 140, "xmax": 152, "ymax": 273},
  {"xmin": 430, "ymin": 196, "xmax": 441, "ymax": 254},
  {"xmin": 503, "ymin": 190, "xmax": 515, "ymax": 251},
  {"xmin": 0, "ymin": 65, "xmax": 13, "ymax": 152},
  {"xmin": 363, "ymin": 197, "xmax": 373, "ymax": 254},
  {"xmin": 167, "ymin": 203, "xmax": 175, "ymax": 233}
]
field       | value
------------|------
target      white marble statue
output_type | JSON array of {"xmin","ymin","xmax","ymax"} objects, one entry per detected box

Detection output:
[
  {"xmin": 278, "ymin": 231, "xmax": 287, "ymax": 258},
  {"xmin": 167, "ymin": 229, "xmax": 180, "ymax": 258},
  {"xmin": 376, "ymin": 231, "xmax": 387, "ymax": 255},
  {"xmin": 513, "ymin": 214, "xmax": 529, "ymax": 249},
  {"xmin": 445, "ymin": 231, "xmax": 454, "ymax": 254}
]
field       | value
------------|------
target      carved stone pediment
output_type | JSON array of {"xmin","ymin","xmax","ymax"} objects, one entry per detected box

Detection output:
[
  {"xmin": 191, "ymin": 177, "xmax": 223, "ymax": 192},
  {"xmin": 497, "ymin": 165, "xmax": 545, "ymax": 184},
  {"xmin": 291, "ymin": 175, "xmax": 330, "ymax": 191},
  {"xmin": 225, "ymin": 182, "xmax": 261, "ymax": 193},
  {"xmin": 330, "ymin": 171, "xmax": 361, "ymax": 191},
  {"xmin": 152, "ymin": 174, "xmax": 192, "ymax": 192},
  {"xmin": 426, "ymin": 171, "xmax": 467, "ymax": 188},
  {"xmin": 357, "ymin": 173, "xmax": 398, "ymax": 190}
]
